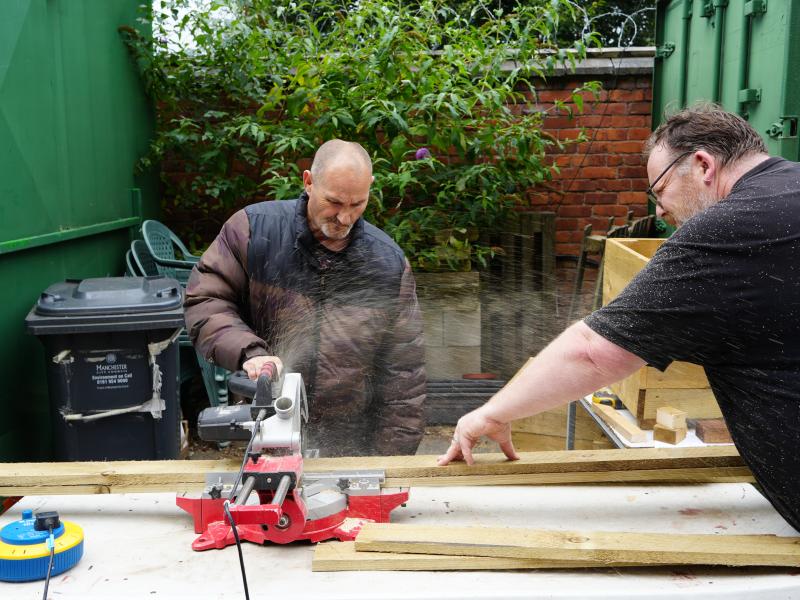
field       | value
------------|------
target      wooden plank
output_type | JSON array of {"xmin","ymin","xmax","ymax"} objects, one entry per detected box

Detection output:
[
  {"xmin": 312, "ymin": 541, "xmax": 645, "ymax": 571},
  {"xmin": 0, "ymin": 447, "xmax": 749, "ymax": 495},
  {"xmin": 602, "ymin": 239, "xmax": 663, "ymax": 304},
  {"xmin": 383, "ymin": 467, "xmax": 753, "ymax": 487},
  {"xmin": 610, "ymin": 370, "xmax": 643, "ymax": 416},
  {"xmin": 511, "ymin": 432, "xmax": 614, "ymax": 452},
  {"xmin": 511, "ymin": 403, "xmax": 610, "ymax": 443},
  {"xmin": 639, "ymin": 388, "xmax": 722, "ymax": 426},
  {"xmin": 642, "ymin": 363, "xmax": 709, "ymax": 389},
  {"xmin": 592, "ymin": 403, "xmax": 647, "ymax": 443},
  {"xmin": 355, "ymin": 523, "xmax": 800, "ymax": 567}
]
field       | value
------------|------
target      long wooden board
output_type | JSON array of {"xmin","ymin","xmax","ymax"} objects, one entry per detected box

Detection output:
[
  {"xmin": 354, "ymin": 523, "xmax": 800, "ymax": 568},
  {"xmin": 312, "ymin": 541, "xmax": 647, "ymax": 571},
  {"xmin": 592, "ymin": 404, "xmax": 647, "ymax": 443},
  {"xmin": 0, "ymin": 447, "xmax": 749, "ymax": 495}
]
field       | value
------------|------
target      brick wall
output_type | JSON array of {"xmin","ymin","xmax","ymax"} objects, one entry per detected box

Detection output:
[
  {"xmin": 159, "ymin": 50, "xmax": 655, "ymax": 262},
  {"xmin": 525, "ymin": 73, "xmax": 653, "ymax": 258}
]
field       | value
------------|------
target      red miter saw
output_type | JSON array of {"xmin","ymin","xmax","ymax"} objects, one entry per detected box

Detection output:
[{"xmin": 176, "ymin": 364, "xmax": 409, "ymax": 551}]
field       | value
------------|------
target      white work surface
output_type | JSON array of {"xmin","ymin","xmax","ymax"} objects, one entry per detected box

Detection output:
[{"xmin": 3, "ymin": 484, "xmax": 800, "ymax": 600}]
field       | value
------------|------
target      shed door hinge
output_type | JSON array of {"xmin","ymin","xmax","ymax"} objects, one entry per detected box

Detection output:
[
  {"xmin": 702, "ymin": 0, "xmax": 728, "ymax": 17},
  {"xmin": 744, "ymin": 0, "xmax": 767, "ymax": 16},
  {"xmin": 738, "ymin": 88, "xmax": 761, "ymax": 104},
  {"xmin": 766, "ymin": 116, "xmax": 798, "ymax": 140},
  {"xmin": 655, "ymin": 43, "xmax": 676, "ymax": 59}
]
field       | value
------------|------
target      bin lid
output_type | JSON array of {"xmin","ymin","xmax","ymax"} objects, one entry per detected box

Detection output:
[
  {"xmin": 25, "ymin": 277, "xmax": 185, "ymax": 335},
  {"xmin": 35, "ymin": 277, "xmax": 182, "ymax": 316}
]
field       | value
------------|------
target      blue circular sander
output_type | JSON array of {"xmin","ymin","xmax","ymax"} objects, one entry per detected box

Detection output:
[{"xmin": 0, "ymin": 510, "xmax": 84, "ymax": 582}]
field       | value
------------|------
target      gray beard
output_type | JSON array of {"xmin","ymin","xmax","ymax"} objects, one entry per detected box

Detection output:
[{"xmin": 674, "ymin": 188, "xmax": 721, "ymax": 226}]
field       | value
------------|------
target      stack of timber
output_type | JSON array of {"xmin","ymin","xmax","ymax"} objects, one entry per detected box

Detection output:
[
  {"xmin": 653, "ymin": 406, "xmax": 688, "ymax": 445},
  {"xmin": 0, "ymin": 447, "xmax": 751, "ymax": 496},
  {"xmin": 312, "ymin": 523, "xmax": 800, "ymax": 571},
  {"xmin": 603, "ymin": 239, "xmax": 721, "ymax": 427}
]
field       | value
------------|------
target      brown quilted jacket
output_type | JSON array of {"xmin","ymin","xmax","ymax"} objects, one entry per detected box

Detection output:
[{"xmin": 184, "ymin": 194, "xmax": 426, "ymax": 456}]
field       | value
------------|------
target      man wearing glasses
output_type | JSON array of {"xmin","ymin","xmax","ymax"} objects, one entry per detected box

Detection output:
[{"xmin": 440, "ymin": 104, "xmax": 800, "ymax": 534}]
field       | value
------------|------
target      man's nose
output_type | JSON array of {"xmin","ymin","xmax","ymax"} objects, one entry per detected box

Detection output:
[
  {"xmin": 338, "ymin": 211, "xmax": 353, "ymax": 226},
  {"xmin": 655, "ymin": 205, "xmax": 666, "ymax": 219}
]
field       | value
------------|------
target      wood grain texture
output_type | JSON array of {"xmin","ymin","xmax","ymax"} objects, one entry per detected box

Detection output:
[
  {"xmin": 602, "ymin": 238, "xmax": 664, "ymax": 304},
  {"xmin": 640, "ymin": 388, "xmax": 721, "ymax": 423},
  {"xmin": 656, "ymin": 407, "xmax": 687, "ymax": 430},
  {"xmin": 694, "ymin": 419, "xmax": 733, "ymax": 444},
  {"xmin": 355, "ymin": 523, "xmax": 800, "ymax": 567},
  {"xmin": 382, "ymin": 467, "xmax": 753, "ymax": 487},
  {"xmin": 0, "ymin": 447, "xmax": 749, "ymax": 495},
  {"xmin": 653, "ymin": 424, "xmax": 687, "ymax": 445},
  {"xmin": 312, "ymin": 541, "xmax": 644, "ymax": 571},
  {"xmin": 644, "ymin": 364, "xmax": 709, "ymax": 389},
  {"xmin": 592, "ymin": 404, "xmax": 647, "ymax": 443}
]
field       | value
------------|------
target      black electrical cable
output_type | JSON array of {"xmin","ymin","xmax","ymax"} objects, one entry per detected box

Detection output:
[
  {"xmin": 42, "ymin": 528, "xmax": 55, "ymax": 600},
  {"xmin": 224, "ymin": 502, "xmax": 250, "ymax": 600},
  {"xmin": 224, "ymin": 408, "xmax": 266, "ymax": 600}
]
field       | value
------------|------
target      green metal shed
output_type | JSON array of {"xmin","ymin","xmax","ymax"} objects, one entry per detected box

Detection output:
[
  {"xmin": 0, "ymin": 1, "xmax": 156, "ymax": 460},
  {"xmin": 653, "ymin": 0, "xmax": 800, "ymax": 160}
]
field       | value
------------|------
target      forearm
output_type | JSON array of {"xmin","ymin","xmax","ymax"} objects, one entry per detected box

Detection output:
[{"xmin": 481, "ymin": 320, "xmax": 645, "ymax": 424}]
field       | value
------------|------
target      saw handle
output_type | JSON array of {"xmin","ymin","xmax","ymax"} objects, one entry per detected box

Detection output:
[
  {"xmin": 256, "ymin": 361, "xmax": 277, "ymax": 401},
  {"xmin": 251, "ymin": 361, "xmax": 279, "ymax": 420}
]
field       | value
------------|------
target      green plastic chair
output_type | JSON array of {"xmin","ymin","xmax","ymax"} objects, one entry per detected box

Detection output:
[
  {"xmin": 129, "ymin": 239, "xmax": 160, "ymax": 277},
  {"xmin": 141, "ymin": 220, "xmax": 200, "ymax": 285},
  {"xmin": 124, "ymin": 249, "xmax": 138, "ymax": 277},
  {"xmin": 195, "ymin": 350, "xmax": 229, "ymax": 407},
  {"xmin": 128, "ymin": 236, "xmax": 230, "ymax": 407}
]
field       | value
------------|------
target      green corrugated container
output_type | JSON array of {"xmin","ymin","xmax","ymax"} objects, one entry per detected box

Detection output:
[
  {"xmin": 653, "ymin": 0, "xmax": 800, "ymax": 161},
  {"xmin": 0, "ymin": 1, "xmax": 157, "ymax": 460}
]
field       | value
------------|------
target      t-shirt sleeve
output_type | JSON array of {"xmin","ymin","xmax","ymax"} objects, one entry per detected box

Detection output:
[{"xmin": 584, "ymin": 225, "xmax": 737, "ymax": 371}]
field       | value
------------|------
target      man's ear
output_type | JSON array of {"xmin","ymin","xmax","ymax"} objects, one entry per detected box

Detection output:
[
  {"xmin": 302, "ymin": 170, "xmax": 313, "ymax": 190},
  {"xmin": 694, "ymin": 150, "xmax": 717, "ymax": 185}
]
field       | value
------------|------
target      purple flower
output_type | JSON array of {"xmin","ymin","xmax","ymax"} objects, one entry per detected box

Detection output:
[{"xmin": 415, "ymin": 147, "xmax": 431, "ymax": 160}]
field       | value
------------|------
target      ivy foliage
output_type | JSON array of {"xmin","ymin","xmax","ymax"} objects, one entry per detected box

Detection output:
[{"xmin": 123, "ymin": 0, "xmax": 599, "ymax": 271}]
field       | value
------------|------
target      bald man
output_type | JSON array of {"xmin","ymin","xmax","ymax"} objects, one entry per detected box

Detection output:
[{"xmin": 185, "ymin": 140, "xmax": 426, "ymax": 457}]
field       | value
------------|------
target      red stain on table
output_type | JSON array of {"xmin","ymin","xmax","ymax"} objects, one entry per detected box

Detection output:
[{"xmin": 679, "ymin": 508, "xmax": 703, "ymax": 516}]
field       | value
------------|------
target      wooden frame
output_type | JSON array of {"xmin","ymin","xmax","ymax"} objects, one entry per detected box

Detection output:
[{"xmin": 603, "ymin": 238, "xmax": 720, "ymax": 427}]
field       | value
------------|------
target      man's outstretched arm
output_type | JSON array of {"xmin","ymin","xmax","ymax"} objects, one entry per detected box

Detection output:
[{"xmin": 438, "ymin": 320, "xmax": 646, "ymax": 465}]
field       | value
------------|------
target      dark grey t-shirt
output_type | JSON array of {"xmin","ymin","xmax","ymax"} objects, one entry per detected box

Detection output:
[{"xmin": 585, "ymin": 157, "xmax": 800, "ymax": 533}]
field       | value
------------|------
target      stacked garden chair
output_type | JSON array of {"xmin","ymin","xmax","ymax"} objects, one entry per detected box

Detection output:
[{"xmin": 126, "ymin": 221, "xmax": 231, "ymax": 409}]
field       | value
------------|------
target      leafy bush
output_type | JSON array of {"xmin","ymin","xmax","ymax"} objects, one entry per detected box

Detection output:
[{"xmin": 123, "ymin": 0, "xmax": 598, "ymax": 270}]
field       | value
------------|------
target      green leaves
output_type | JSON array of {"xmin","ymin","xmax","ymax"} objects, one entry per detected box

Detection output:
[{"xmin": 125, "ymin": 0, "xmax": 595, "ymax": 270}]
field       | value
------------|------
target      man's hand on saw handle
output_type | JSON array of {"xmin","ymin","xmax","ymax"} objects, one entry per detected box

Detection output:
[
  {"xmin": 437, "ymin": 405, "xmax": 519, "ymax": 466},
  {"xmin": 243, "ymin": 355, "xmax": 284, "ymax": 381}
]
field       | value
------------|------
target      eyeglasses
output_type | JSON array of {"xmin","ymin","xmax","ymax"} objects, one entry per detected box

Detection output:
[{"xmin": 646, "ymin": 150, "xmax": 693, "ymax": 205}]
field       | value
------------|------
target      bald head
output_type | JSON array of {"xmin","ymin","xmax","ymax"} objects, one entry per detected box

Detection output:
[{"xmin": 310, "ymin": 139, "xmax": 372, "ymax": 184}]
